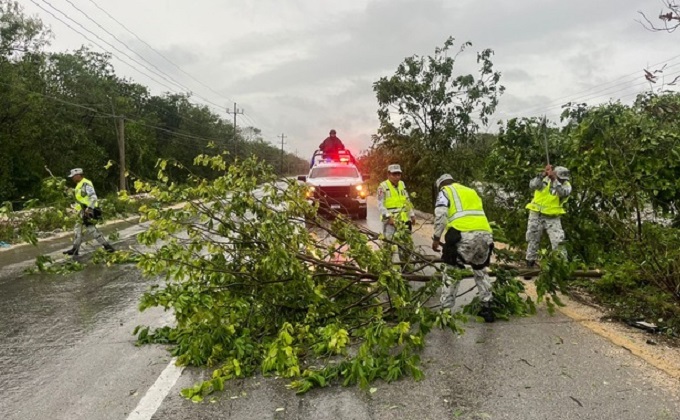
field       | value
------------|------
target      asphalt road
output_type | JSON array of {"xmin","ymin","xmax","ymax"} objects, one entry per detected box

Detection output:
[{"xmin": 1, "ymin": 198, "xmax": 679, "ymax": 420}]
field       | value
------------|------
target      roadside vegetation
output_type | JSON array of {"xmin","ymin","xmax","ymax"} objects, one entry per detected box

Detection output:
[
  {"xmin": 362, "ymin": 43, "xmax": 680, "ymax": 339},
  {"xmin": 0, "ymin": 0, "xmax": 307, "ymax": 245}
]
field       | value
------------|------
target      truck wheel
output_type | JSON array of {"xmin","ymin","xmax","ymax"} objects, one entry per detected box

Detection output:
[{"xmin": 356, "ymin": 209, "xmax": 367, "ymax": 220}]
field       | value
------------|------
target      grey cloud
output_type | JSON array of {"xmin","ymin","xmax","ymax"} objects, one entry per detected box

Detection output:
[
  {"xmin": 224, "ymin": 0, "xmax": 455, "ymax": 95},
  {"xmin": 53, "ymin": 0, "xmax": 676, "ymax": 158},
  {"xmin": 502, "ymin": 68, "xmax": 532, "ymax": 83},
  {"xmin": 496, "ymin": 92, "xmax": 553, "ymax": 115}
]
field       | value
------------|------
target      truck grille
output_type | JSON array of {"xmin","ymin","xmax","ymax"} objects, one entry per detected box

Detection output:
[{"xmin": 317, "ymin": 186, "xmax": 352, "ymax": 198}]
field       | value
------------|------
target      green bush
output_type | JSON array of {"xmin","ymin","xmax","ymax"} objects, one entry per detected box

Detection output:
[
  {"xmin": 100, "ymin": 193, "xmax": 153, "ymax": 218},
  {"xmin": 0, "ymin": 222, "xmax": 13, "ymax": 243},
  {"xmin": 29, "ymin": 208, "xmax": 72, "ymax": 233}
]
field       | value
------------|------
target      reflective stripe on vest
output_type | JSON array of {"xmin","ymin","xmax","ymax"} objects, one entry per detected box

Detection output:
[
  {"xmin": 380, "ymin": 180, "xmax": 409, "ymax": 222},
  {"xmin": 443, "ymin": 184, "xmax": 492, "ymax": 233},
  {"xmin": 74, "ymin": 178, "xmax": 94, "ymax": 211},
  {"xmin": 525, "ymin": 178, "xmax": 570, "ymax": 216}
]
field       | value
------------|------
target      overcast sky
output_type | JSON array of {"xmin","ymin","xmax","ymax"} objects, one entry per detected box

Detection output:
[{"xmin": 21, "ymin": 0, "xmax": 680, "ymax": 157}]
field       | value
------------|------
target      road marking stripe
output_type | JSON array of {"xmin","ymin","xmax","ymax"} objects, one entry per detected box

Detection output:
[{"xmin": 126, "ymin": 358, "xmax": 184, "ymax": 420}]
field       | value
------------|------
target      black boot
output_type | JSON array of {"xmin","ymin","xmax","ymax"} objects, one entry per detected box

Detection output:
[
  {"xmin": 63, "ymin": 247, "xmax": 79, "ymax": 256},
  {"xmin": 523, "ymin": 260, "xmax": 537, "ymax": 280},
  {"xmin": 103, "ymin": 244, "xmax": 115, "ymax": 253},
  {"xmin": 479, "ymin": 303, "xmax": 495, "ymax": 323}
]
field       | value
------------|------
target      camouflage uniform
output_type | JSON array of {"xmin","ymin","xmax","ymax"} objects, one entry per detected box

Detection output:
[
  {"xmin": 433, "ymin": 189, "xmax": 493, "ymax": 310},
  {"xmin": 439, "ymin": 231, "xmax": 494, "ymax": 309},
  {"xmin": 525, "ymin": 173, "xmax": 572, "ymax": 262},
  {"xmin": 376, "ymin": 180, "xmax": 414, "ymax": 240},
  {"xmin": 525, "ymin": 211, "xmax": 566, "ymax": 261},
  {"xmin": 63, "ymin": 169, "xmax": 114, "ymax": 256}
]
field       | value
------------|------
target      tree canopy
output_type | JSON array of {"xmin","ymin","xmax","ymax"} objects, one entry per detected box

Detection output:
[{"xmin": 0, "ymin": 0, "xmax": 305, "ymax": 207}]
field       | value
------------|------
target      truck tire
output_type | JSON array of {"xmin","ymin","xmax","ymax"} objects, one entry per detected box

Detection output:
[{"xmin": 356, "ymin": 208, "xmax": 367, "ymax": 220}]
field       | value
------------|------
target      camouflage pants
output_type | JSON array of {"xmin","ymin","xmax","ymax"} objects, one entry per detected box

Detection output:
[
  {"xmin": 383, "ymin": 221, "xmax": 413, "ymax": 264},
  {"xmin": 382, "ymin": 222, "xmax": 398, "ymax": 241},
  {"xmin": 439, "ymin": 266, "xmax": 493, "ymax": 309},
  {"xmin": 72, "ymin": 213, "xmax": 109, "ymax": 251},
  {"xmin": 439, "ymin": 231, "xmax": 493, "ymax": 309},
  {"xmin": 525, "ymin": 211, "xmax": 566, "ymax": 262}
]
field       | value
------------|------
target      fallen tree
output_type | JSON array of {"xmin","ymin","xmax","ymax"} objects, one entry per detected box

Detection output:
[{"xmin": 124, "ymin": 155, "xmax": 553, "ymax": 400}]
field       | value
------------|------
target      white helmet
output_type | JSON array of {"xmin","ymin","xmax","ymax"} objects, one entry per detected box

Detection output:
[
  {"xmin": 68, "ymin": 168, "xmax": 84, "ymax": 178},
  {"xmin": 436, "ymin": 173, "xmax": 454, "ymax": 189}
]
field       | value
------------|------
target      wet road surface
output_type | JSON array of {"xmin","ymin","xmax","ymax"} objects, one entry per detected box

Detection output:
[{"xmin": 1, "ymin": 199, "xmax": 679, "ymax": 419}]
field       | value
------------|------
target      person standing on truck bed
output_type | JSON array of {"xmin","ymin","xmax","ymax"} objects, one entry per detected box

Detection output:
[{"xmin": 319, "ymin": 129, "xmax": 345, "ymax": 157}]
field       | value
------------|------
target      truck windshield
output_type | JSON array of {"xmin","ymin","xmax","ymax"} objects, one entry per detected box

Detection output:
[{"xmin": 310, "ymin": 167, "xmax": 359, "ymax": 178}]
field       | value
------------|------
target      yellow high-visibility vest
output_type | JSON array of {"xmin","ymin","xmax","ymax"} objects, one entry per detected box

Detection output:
[
  {"xmin": 443, "ymin": 183, "xmax": 491, "ymax": 233},
  {"xmin": 74, "ymin": 178, "xmax": 94, "ymax": 211},
  {"xmin": 380, "ymin": 180, "xmax": 410, "ymax": 222},
  {"xmin": 525, "ymin": 178, "xmax": 570, "ymax": 216}
]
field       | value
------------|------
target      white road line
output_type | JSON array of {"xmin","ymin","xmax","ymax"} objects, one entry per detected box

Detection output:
[{"xmin": 126, "ymin": 358, "xmax": 185, "ymax": 420}]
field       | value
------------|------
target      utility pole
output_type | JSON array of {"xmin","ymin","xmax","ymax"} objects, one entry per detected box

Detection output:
[
  {"xmin": 111, "ymin": 98, "xmax": 126, "ymax": 192},
  {"xmin": 116, "ymin": 117, "xmax": 126, "ymax": 192},
  {"xmin": 226, "ymin": 102, "xmax": 244, "ymax": 157},
  {"xmin": 279, "ymin": 133, "xmax": 287, "ymax": 175}
]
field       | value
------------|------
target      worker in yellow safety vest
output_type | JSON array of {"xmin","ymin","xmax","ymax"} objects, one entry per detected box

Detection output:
[
  {"xmin": 431, "ymin": 173, "xmax": 495, "ymax": 322},
  {"xmin": 525, "ymin": 164, "xmax": 571, "ymax": 267},
  {"xmin": 376, "ymin": 164, "xmax": 416, "ymax": 240},
  {"xmin": 62, "ymin": 168, "xmax": 115, "ymax": 256}
]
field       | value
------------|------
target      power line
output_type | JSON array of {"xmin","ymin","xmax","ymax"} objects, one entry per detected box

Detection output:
[
  {"xmin": 62, "ymin": 0, "xmax": 280, "ymax": 144},
  {"xmin": 76, "ymin": 0, "xmax": 279, "ymax": 138},
  {"xmin": 62, "ymin": 0, "xmax": 181, "ymax": 86},
  {"xmin": 28, "ymin": 0, "xmax": 177, "ymax": 92},
  {"xmin": 27, "ymin": 1, "xmax": 258, "ymax": 147},
  {"xmin": 40, "ymin": 0, "xmax": 192, "ymax": 92},
  {"xmin": 541, "ymin": 68, "xmax": 677, "ymax": 122},
  {"xmin": 0, "ymin": 79, "xmax": 226, "ymax": 144},
  {"xmin": 35, "ymin": 0, "xmax": 232, "ymax": 127},
  {"xmin": 32, "ymin": 0, "xmax": 283, "ymax": 149},
  {"xmin": 60, "ymin": 0, "xmax": 234, "ymax": 113},
  {"xmin": 507, "ymin": 54, "xmax": 680, "ymax": 119},
  {"xmin": 85, "ymin": 0, "xmax": 235, "ymax": 106}
]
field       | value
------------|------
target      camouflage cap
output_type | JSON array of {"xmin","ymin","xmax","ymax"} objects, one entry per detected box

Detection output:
[
  {"xmin": 554, "ymin": 166, "xmax": 570, "ymax": 180},
  {"xmin": 387, "ymin": 164, "xmax": 402, "ymax": 173},
  {"xmin": 68, "ymin": 168, "xmax": 83, "ymax": 178},
  {"xmin": 436, "ymin": 173, "xmax": 454, "ymax": 189}
]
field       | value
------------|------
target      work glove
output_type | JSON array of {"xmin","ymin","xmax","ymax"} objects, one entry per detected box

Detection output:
[
  {"xmin": 544, "ymin": 164, "xmax": 556, "ymax": 180},
  {"xmin": 432, "ymin": 238, "xmax": 441, "ymax": 252},
  {"xmin": 84, "ymin": 207, "xmax": 94, "ymax": 218}
]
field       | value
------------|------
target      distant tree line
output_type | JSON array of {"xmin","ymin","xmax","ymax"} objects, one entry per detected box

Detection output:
[{"xmin": 0, "ymin": 0, "xmax": 306, "ymax": 206}]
